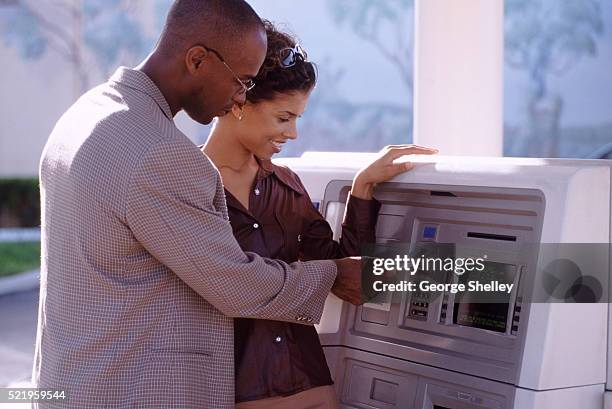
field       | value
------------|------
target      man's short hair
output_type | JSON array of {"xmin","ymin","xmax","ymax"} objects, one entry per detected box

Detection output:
[{"xmin": 159, "ymin": 0, "xmax": 264, "ymax": 54}]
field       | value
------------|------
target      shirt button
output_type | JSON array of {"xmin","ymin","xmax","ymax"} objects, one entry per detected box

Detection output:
[
  {"xmin": 254, "ymin": 188, "xmax": 260, "ymax": 196},
  {"xmin": 253, "ymin": 223, "xmax": 259, "ymax": 229},
  {"xmin": 274, "ymin": 336, "xmax": 282, "ymax": 343}
]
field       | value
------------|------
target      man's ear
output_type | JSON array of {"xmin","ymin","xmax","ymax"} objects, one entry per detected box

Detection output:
[{"xmin": 185, "ymin": 46, "xmax": 207, "ymax": 74}]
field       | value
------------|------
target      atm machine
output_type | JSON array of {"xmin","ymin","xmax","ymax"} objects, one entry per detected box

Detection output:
[{"xmin": 275, "ymin": 153, "xmax": 612, "ymax": 409}]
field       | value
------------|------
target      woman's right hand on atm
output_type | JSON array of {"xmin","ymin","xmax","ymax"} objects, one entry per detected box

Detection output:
[{"xmin": 351, "ymin": 145, "xmax": 438, "ymax": 200}]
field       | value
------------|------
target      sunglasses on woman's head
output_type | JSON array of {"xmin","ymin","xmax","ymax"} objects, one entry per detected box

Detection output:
[{"xmin": 280, "ymin": 44, "xmax": 306, "ymax": 68}]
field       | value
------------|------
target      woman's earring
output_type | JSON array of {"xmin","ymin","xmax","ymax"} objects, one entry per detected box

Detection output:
[{"xmin": 232, "ymin": 105, "xmax": 244, "ymax": 121}]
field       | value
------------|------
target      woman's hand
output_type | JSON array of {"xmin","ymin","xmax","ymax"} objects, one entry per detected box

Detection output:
[{"xmin": 351, "ymin": 145, "xmax": 438, "ymax": 200}]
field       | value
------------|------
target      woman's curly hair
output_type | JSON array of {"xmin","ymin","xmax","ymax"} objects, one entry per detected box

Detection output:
[{"xmin": 246, "ymin": 20, "xmax": 317, "ymax": 104}]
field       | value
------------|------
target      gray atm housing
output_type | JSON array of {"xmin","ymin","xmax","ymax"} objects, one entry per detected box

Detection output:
[{"xmin": 320, "ymin": 180, "xmax": 546, "ymax": 409}]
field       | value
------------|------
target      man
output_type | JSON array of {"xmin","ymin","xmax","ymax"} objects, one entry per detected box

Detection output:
[{"xmin": 33, "ymin": 1, "xmax": 362, "ymax": 408}]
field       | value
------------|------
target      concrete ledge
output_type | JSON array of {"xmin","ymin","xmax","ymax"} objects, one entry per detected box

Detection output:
[
  {"xmin": 0, "ymin": 228, "xmax": 41, "ymax": 243},
  {"xmin": 0, "ymin": 270, "xmax": 39, "ymax": 296}
]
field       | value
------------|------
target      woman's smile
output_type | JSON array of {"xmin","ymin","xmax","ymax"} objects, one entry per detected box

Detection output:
[{"xmin": 270, "ymin": 139, "xmax": 287, "ymax": 153}]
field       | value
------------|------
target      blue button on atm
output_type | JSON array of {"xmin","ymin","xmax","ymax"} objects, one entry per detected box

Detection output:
[{"xmin": 423, "ymin": 226, "xmax": 437, "ymax": 240}]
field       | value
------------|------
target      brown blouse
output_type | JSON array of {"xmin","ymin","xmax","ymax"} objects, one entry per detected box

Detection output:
[{"xmin": 226, "ymin": 158, "xmax": 381, "ymax": 403}]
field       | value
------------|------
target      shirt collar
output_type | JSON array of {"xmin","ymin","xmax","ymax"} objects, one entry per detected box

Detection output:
[
  {"xmin": 258, "ymin": 158, "xmax": 305, "ymax": 196},
  {"xmin": 109, "ymin": 67, "xmax": 174, "ymax": 120},
  {"xmin": 211, "ymin": 155, "xmax": 305, "ymax": 217}
]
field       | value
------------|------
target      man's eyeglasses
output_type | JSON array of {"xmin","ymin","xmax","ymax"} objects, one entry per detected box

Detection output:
[
  {"xmin": 279, "ymin": 44, "xmax": 306, "ymax": 68},
  {"xmin": 201, "ymin": 45, "xmax": 255, "ymax": 94}
]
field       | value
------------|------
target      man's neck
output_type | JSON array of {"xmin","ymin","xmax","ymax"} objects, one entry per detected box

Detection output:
[{"xmin": 136, "ymin": 53, "xmax": 182, "ymax": 117}]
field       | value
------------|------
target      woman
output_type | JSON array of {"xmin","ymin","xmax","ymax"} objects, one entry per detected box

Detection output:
[{"xmin": 202, "ymin": 20, "xmax": 437, "ymax": 409}]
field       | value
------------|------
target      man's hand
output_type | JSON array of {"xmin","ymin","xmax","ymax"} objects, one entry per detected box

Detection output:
[{"xmin": 332, "ymin": 257, "xmax": 364, "ymax": 305}]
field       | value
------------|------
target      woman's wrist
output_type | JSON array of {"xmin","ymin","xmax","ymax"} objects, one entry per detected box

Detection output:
[{"xmin": 351, "ymin": 174, "xmax": 374, "ymax": 200}]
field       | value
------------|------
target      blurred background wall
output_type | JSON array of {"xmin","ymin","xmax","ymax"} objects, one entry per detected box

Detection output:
[{"xmin": 0, "ymin": 0, "xmax": 610, "ymax": 178}]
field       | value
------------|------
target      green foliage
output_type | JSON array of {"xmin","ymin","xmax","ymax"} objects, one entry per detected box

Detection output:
[
  {"xmin": 0, "ymin": 178, "xmax": 40, "ymax": 227},
  {"xmin": 0, "ymin": 241, "xmax": 40, "ymax": 277}
]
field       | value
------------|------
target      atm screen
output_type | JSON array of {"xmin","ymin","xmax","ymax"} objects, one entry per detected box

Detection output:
[{"xmin": 452, "ymin": 261, "xmax": 516, "ymax": 333}]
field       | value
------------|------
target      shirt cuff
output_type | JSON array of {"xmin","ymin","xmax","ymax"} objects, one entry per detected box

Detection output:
[
  {"xmin": 298, "ymin": 259, "xmax": 337, "ymax": 325},
  {"xmin": 343, "ymin": 194, "xmax": 381, "ymax": 231}
]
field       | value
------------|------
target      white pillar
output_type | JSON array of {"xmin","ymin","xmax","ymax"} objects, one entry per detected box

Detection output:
[{"xmin": 413, "ymin": 0, "xmax": 503, "ymax": 156}]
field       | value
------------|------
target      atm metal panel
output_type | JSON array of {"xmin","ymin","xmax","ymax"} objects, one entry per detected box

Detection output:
[
  {"xmin": 321, "ymin": 181, "xmax": 545, "ymax": 385},
  {"xmin": 326, "ymin": 347, "xmax": 516, "ymax": 409}
]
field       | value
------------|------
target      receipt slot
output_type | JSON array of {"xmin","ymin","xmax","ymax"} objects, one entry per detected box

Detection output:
[{"xmin": 276, "ymin": 154, "xmax": 611, "ymax": 409}]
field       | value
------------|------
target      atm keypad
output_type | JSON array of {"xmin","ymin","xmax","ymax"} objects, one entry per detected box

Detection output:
[
  {"xmin": 408, "ymin": 292, "xmax": 430, "ymax": 321},
  {"xmin": 439, "ymin": 294, "xmax": 450, "ymax": 323},
  {"xmin": 511, "ymin": 297, "xmax": 522, "ymax": 335}
]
